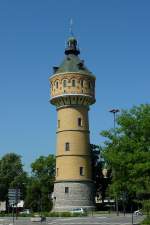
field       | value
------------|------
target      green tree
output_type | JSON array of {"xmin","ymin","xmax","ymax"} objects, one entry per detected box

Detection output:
[
  {"xmin": 101, "ymin": 104, "xmax": 150, "ymax": 208},
  {"xmin": 90, "ymin": 144, "xmax": 111, "ymax": 206},
  {"xmin": 25, "ymin": 154, "xmax": 55, "ymax": 212},
  {"xmin": 0, "ymin": 183, "xmax": 7, "ymax": 201},
  {"xmin": 0, "ymin": 153, "xmax": 28, "ymax": 202}
]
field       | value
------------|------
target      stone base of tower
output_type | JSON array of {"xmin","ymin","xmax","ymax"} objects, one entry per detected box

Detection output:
[{"xmin": 52, "ymin": 181, "xmax": 95, "ymax": 212}]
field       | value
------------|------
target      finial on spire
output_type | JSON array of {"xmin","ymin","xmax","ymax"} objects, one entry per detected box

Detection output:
[
  {"xmin": 69, "ymin": 18, "xmax": 74, "ymax": 36},
  {"xmin": 64, "ymin": 19, "xmax": 80, "ymax": 55}
]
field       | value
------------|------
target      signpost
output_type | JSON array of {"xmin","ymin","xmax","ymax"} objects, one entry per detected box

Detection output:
[{"xmin": 8, "ymin": 189, "xmax": 21, "ymax": 224}]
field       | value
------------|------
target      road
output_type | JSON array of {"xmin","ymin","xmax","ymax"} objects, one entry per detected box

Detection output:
[{"xmin": 0, "ymin": 214, "xmax": 144, "ymax": 225}]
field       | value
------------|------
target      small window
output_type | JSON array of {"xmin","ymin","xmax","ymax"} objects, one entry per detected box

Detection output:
[
  {"xmin": 81, "ymin": 80, "xmax": 84, "ymax": 87},
  {"xmin": 63, "ymin": 80, "xmax": 67, "ymax": 87},
  {"xmin": 88, "ymin": 81, "xmax": 91, "ymax": 89},
  {"xmin": 56, "ymin": 168, "xmax": 59, "ymax": 176},
  {"xmin": 65, "ymin": 142, "xmax": 70, "ymax": 151},
  {"xmin": 55, "ymin": 81, "xmax": 58, "ymax": 89},
  {"xmin": 65, "ymin": 187, "xmax": 69, "ymax": 193},
  {"xmin": 72, "ymin": 79, "xmax": 76, "ymax": 87},
  {"xmin": 78, "ymin": 118, "xmax": 82, "ymax": 127},
  {"xmin": 80, "ymin": 167, "xmax": 84, "ymax": 176},
  {"xmin": 58, "ymin": 120, "xmax": 60, "ymax": 128}
]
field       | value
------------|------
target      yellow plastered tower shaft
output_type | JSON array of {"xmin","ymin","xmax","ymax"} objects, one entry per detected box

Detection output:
[{"xmin": 56, "ymin": 106, "xmax": 91, "ymax": 181}]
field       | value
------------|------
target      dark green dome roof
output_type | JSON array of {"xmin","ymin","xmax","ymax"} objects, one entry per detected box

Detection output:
[
  {"xmin": 54, "ymin": 54, "xmax": 93, "ymax": 75},
  {"xmin": 53, "ymin": 36, "xmax": 94, "ymax": 76}
]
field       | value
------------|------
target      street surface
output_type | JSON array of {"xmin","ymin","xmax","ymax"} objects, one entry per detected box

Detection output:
[{"xmin": 0, "ymin": 214, "xmax": 144, "ymax": 225}]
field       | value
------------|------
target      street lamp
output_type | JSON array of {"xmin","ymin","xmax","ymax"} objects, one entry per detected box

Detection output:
[
  {"xmin": 109, "ymin": 108, "xmax": 120, "ymax": 216},
  {"xmin": 109, "ymin": 109, "xmax": 120, "ymax": 131}
]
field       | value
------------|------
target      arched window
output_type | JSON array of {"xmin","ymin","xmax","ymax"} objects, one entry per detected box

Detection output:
[
  {"xmin": 56, "ymin": 168, "xmax": 59, "ymax": 176},
  {"xmin": 78, "ymin": 117, "xmax": 82, "ymax": 127},
  {"xmin": 55, "ymin": 81, "xmax": 59, "ymax": 89},
  {"xmin": 63, "ymin": 80, "xmax": 67, "ymax": 88},
  {"xmin": 88, "ymin": 81, "xmax": 91, "ymax": 89},
  {"xmin": 80, "ymin": 167, "xmax": 84, "ymax": 176},
  {"xmin": 72, "ymin": 79, "xmax": 76, "ymax": 87},
  {"xmin": 57, "ymin": 120, "xmax": 60, "ymax": 128},
  {"xmin": 65, "ymin": 142, "xmax": 70, "ymax": 151},
  {"xmin": 81, "ymin": 80, "xmax": 84, "ymax": 87}
]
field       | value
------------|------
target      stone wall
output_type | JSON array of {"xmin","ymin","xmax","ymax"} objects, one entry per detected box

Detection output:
[{"xmin": 53, "ymin": 181, "xmax": 95, "ymax": 211}]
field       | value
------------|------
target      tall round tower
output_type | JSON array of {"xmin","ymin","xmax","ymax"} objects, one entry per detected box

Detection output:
[{"xmin": 49, "ymin": 36, "xmax": 96, "ymax": 211}]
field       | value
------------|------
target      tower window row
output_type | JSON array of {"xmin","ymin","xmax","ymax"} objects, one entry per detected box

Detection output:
[
  {"xmin": 57, "ymin": 118, "xmax": 83, "ymax": 128},
  {"xmin": 56, "ymin": 167, "xmax": 84, "ymax": 178},
  {"xmin": 63, "ymin": 79, "xmax": 76, "ymax": 87},
  {"xmin": 53, "ymin": 80, "xmax": 94, "ymax": 89}
]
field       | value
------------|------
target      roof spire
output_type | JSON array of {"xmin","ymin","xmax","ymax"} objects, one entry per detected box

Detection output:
[
  {"xmin": 65, "ymin": 19, "xmax": 80, "ymax": 55},
  {"xmin": 69, "ymin": 18, "xmax": 74, "ymax": 37}
]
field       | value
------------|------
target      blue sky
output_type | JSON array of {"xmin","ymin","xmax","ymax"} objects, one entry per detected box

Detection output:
[{"xmin": 0, "ymin": 0, "xmax": 150, "ymax": 172}]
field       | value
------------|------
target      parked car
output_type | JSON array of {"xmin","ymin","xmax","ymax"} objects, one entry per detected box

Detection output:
[
  {"xmin": 134, "ymin": 209, "xmax": 143, "ymax": 216},
  {"xmin": 30, "ymin": 214, "xmax": 46, "ymax": 222},
  {"xmin": 70, "ymin": 208, "xmax": 85, "ymax": 214},
  {"xmin": 20, "ymin": 209, "xmax": 30, "ymax": 214}
]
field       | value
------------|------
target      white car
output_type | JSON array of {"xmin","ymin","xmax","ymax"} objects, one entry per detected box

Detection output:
[
  {"xmin": 30, "ymin": 214, "xmax": 46, "ymax": 222},
  {"xmin": 70, "ymin": 208, "xmax": 85, "ymax": 214},
  {"xmin": 20, "ymin": 209, "xmax": 30, "ymax": 214}
]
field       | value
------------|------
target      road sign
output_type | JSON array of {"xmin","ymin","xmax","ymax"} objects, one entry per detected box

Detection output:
[
  {"xmin": 9, "ymin": 200, "xmax": 16, "ymax": 206},
  {"xmin": 8, "ymin": 189, "xmax": 21, "ymax": 206},
  {"xmin": 8, "ymin": 189, "xmax": 20, "ymax": 194}
]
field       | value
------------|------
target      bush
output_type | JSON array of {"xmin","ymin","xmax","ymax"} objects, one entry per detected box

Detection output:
[
  {"xmin": 48, "ymin": 211, "xmax": 87, "ymax": 217},
  {"xmin": 0, "ymin": 212, "xmax": 5, "ymax": 217},
  {"xmin": 41, "ymin": 211, "xmax": 51, "ymax": 217},
  {"xmin": 0, "ymin": 212, "xmax": 13, "ymax": 217},
  {"xmin": 140, "ymin": 216, "xmax": 150, "ymax": 225},
  {"xmin": 18, "ymin": 213, "xmax": 32, "ymax": 217},
  {"xmin": 48, "ymin": 211, "xmax": 60, "ymax": 217},
  {"xmin": 60, "ymin": 212, "xmax": 72, "ymax": 217},
  {"xmin": 142, "ymin": 200, "xmax": 150, "ymax": 215}
]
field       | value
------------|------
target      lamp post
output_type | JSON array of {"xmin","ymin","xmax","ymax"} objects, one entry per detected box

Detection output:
[
  {"xmin": 109, "ymin": 108, "xmax": 120, "ymax": 216},
  {"xmin": 109, "ymin": 109, "xmax": 119, "ymax": 132}
]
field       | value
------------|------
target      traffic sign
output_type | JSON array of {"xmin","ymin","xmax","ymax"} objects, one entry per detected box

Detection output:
[{"xmin": 8, "ymin": 189, "xmax": 21, "ymax": 206}]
